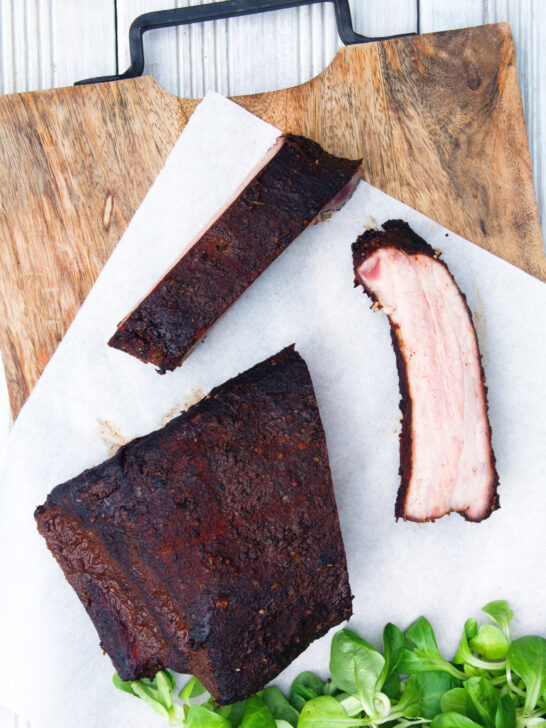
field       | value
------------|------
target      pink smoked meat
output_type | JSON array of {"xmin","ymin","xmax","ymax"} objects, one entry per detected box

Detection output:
[
  {"xmin": 352, "ymin": 220, "xmax": 499, "ymax": 522},
  {"xmin": 109, "ymin": 134, "xmax": 362, "ymax": 372}
]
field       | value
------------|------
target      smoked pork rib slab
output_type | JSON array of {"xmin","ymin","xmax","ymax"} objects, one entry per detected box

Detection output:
[
  {"xmin": 35, "ymin": 346, "xmax": 352, "ymax": 703},
  {"xmin": 352, "ymin": 221, "xmax": 499, "ymax": 522},
  {"xmin": 108, "ymin": 135, "xmax": 362, "ymax": 372}
]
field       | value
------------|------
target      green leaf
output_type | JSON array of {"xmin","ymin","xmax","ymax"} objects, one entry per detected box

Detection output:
[
  {"xmin": 455, "ymin": 621, "xmax": 479, "ymax": 665},
  {"xmin": 112, "ymin": 672, "xmax": 136, "ymax": 696},
  {"xmin": 323, "ymin": 682, "xmax": 339, "ymax": 697},
  {"xmin": 400, "ymin": 617, "xmax": 465, "ymax": 680},
  {"xmin": 391, "ymin": 674, "xmax": 423, "ymax": 718},
  {"xmin": 115, "ymin": 672, "xmax": 184, "ymax": 725},
  {"xmin": 469, "ymin": 627, "xmax": 509, "ymax": 661},
  {"xmin": 463, "ymin": 665, "xmax": 490, "ymax": 680},
  {"xmin": 508, "ymin": 636, "xmax": 546, "ymax": 712},
  {"xmin": 494, "ymin": 694, "xmax": 516, "ymax": 728},
  {"xmin": 241, "ymin": 697, "xmax": 277, "ymax": 728},
  {"xmin": 332, "ymin": 692, "xmax": 351, "ymax": 702},
  {"xmin": 399, "ymin": 648, "xmax": 465, "ymax": 680},
  {"xmin": 482, "ymin": 602, "xmax": 513, "ymax": 640},
  {"xmin": 383, "ymin": 672, "xmax": 401, "ymax": 699},
  {"xmin": 454, "ymin": 621, "xmax": 506, "ymax": 673},
  {"xmin": 131, "ymin": 681, "xmax": 170, "ymax": 721},
  {"xmin": 180, "ymin": 676, "xmax": 207, "ymax": 703},
  {"xmin": 405, "ymin": 617, "xmax": 441, "ymax": 656},
  {"xmin": 277, "ymin": 722, "xmax": 296, "ymax": 728},
  {"xmin": 431, "ymin": 713, "xmax": 485, "ymax": 728},
  {"xmin": 441, "ymin": 688, "xmax": 472, "ymax": 716},
  {"xmin": 262, "ymin": 687, "xmax": 300, "ymax": 727},
  {"xmin": 329, "ymin": 629, "xmax": 385, "ymax": 716},
  {"xmin": 336, "ymin": 695, "xmax": 364, "ymax": 717},
  {"xmin": 465, "ymin": 620, "xmax": 479, "ymax": 642},
  {"xmin": 156, "ymin": 671, "xmax": 174, "ymax": 709},
  {"xmin": 292, "ymin": 673, "xmax": 326, "ymax": 697},
  {"xmin": 297, "ymin": 696, "xmax": 367, "ymax": 727},
  {"xmin": 412, "ymin": 672, "xmax": 461, "ymax": 719},
  {"xmin": 186, "ymin": 705, "xmax": 232, "ymax": 727},
  {"xmin": 381, "ymin": 623, "xmax": 405, "ymax": 686},
  {"xmin": 463, "ymin": 678, "xmax": 498, "ymax": 728},
  {"xmin": 166, "ymin": 704, "xmax": 186, "ymax": 726},
  {"xmin": 291, "ymin": 684, "xmax": 319, "ymax": 712},
  {"xmin": 217, "ymin": 701, "xmax": 247, "ymax": 728}
]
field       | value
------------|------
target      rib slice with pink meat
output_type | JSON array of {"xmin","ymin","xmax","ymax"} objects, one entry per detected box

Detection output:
[{"xmin": 352, "ymin": 220, "xmax": 499, "ymax": 522}]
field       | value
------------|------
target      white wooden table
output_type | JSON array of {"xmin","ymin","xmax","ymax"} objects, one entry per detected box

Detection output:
[{"xmin": 0, "ymin": 1, "xmax": 544, "ymax": 724}]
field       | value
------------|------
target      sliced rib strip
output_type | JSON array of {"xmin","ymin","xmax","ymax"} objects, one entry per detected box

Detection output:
[
  {"xmin": 353, "ymin": 220, "xmax": 499, "ymax": 522},
  {"xmin": 109, "ymin": 134, "xmax": 362, "ymax": 372}
]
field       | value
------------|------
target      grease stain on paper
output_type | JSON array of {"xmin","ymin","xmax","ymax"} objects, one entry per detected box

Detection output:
[
  {"xmin": 362, "ymin": 215, "xmax": 379, "ymax": 230},
  {"xmin": 95, "ymin": 388, "xmax": 207, "ymax": 455},
  {"xmin": 97, "ymin": 419, "xmax": 129, "ymax": 456},
  {"xmin": 470, "ymin": 283, "xmax": 489, "ymax": 366},
  {"xmin": 161, "ymin": 387, "xmax": 206, "ymax": 425}
]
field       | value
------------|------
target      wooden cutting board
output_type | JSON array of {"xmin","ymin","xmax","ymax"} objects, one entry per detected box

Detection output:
[{"xmin": 0, "ymin": 22, "xmax": 544, "ymax": 419}]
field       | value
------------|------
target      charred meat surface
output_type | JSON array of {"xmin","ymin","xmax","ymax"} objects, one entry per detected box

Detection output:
[
  {"xmin": 109, "ymin": 135, "xmax": 362, "ymax": 372},
  {"xmin": 352, "ymin": 220, "xmax": 499, "ymax": 522},
  {"xmin": 35, "ymin": 346, "xmax": 352, "ymax": 703}
]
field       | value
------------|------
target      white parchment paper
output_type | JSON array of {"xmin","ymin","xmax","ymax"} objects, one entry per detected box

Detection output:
[{"xmin": 0, "ymin": 92, "xmax": 545, "ymax": 728}]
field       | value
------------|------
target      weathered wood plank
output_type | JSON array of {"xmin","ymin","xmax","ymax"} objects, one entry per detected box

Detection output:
[
  {"xmin": 353, "ymin": 0, "xmax": 417, "ymax": 37},
  {"xmin": 0, "ymin": 0, "xmax": 116, "ymax": 93},
  {"xmin": 419, "ymin": 0, "xmax": 545, "ymax": 242},
  {"xmin": 419, "ymin": 0, "xmax": 485, "ymax": 32},
  {"xmin": 116, "ymin": 0, "xmax": 417, "ymax": 97},
  {"xmin": 486, "ymin": 0, "xmax": 545, "ymax": 239}
]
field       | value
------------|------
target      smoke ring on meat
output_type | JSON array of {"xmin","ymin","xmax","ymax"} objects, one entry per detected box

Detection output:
[{"xmin": 352, "ymin": 220, "xmax": 499, "ymax": 523}]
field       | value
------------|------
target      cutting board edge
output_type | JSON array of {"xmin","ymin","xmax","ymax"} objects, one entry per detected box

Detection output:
[{"xmin": 0, "ymin": 22, "xmax": 544, "ymax": 422}]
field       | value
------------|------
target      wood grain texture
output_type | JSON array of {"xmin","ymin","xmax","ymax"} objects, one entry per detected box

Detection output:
[
  {"xmin": 0, "ymin": 23, "xmax": 543, "ymax": 420},
  {"xmin": 234, "ymin": 23, "xmax": 544, "ymax": 278},
  {"xmin": 0, "ymin": 79, "xmax": 184, "ymax": 413},
  {"xmin": 420, "ymin": 0, "xmax": 546, "ymax": 245},
  {"xmin": 486, "ymin": 0, "xmax": 545, "ymax": 264}
]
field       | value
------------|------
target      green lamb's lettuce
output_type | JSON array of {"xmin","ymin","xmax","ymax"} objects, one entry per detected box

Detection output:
[
  {"xmin": 381, "ymin": 623, "xmax": 405, "ymax": 685},
  {"xmin": 112, "ymin": 600, "xmax": 546, "ymax": 728},
  {"xmin": 180, "ymin": 677, "xmax": 208, "ymax": 704},
  {"xmin": 399, "ymin": 618, "xmax": 466, "ymax": 680},
  {"xmin": 481, "ymin": 602, "xmax": 514, "ymax": 641},
  {"xmin": 261, "ymin": 687, "xmax": 300, "ymax": 727},
  {"xmin": 329, "ymin": 629, "xmax": 385, "ymax": 717},
  {"xmin": 469, "ymin": 626, "xmax": 509, "ymax": 661},
  {"xmin": 298, "ymin": 696, "xmax": 368, "ymax": 727},
  {"xmin": 508, "ymin": 637, "xmax": 546, "ymax": 713}
]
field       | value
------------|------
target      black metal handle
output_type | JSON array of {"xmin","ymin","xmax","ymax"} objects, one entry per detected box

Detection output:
[{"xmin": 76, "ymin": 0, "xmax": 414, "ymax": 85}]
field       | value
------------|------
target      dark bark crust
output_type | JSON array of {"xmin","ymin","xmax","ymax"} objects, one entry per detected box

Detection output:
[
  {"xmin": 352, "ymin": 219, "xmax": 436, "ymax": 269},
  {"xmin": 352, "ymin": 220, "xmax": 499, "ymax": 522},
  {"xmin": 35, "ymin": 346, "xmax": 352, "ymax": 703},
  {"xmin": 109, "ymin": 135, "xmax": 362, "ymax": 372}
]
